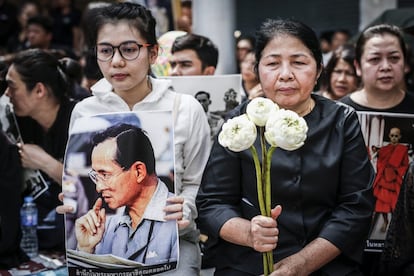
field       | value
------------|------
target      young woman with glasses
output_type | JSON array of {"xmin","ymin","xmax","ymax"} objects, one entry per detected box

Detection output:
[{"xmin": 58, "ymin": 2, "xmax": 210, "ymax": 275}]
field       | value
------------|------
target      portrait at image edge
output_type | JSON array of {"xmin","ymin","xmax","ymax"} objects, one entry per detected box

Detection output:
[
  {"xmin": 196, "ymin": 18, "xmax": 375, "ymax": 276},
  {"xmin": 339, "ymin": 23, "xmax": 414, "ymax": 276}
]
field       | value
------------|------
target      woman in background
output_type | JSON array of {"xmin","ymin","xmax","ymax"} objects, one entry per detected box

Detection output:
[
  {"xmin": 319, "ymin": 44, "xmax": 359, "ymax": 100},
  {"xmin": 57, "ymin": 2, "xmax": 210, "ymax": 275},
  {"xmin": 240, "ymin": 50, "xmax": 263, "ymax": 101}
]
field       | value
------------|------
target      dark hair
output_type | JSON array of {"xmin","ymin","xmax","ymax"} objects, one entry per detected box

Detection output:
[
  {"xmin": 181, "ymin": 0, "xmax": 192, "ymax": 9},
  {"xmin": 195, "ymin": 90, "xmax": 210, "ymax": 99},
  {"xmin": 236, "ymin": 34, "xmax": 256, "ymax": 49},
  {"xmin": 333, "ymin": 29, "xmax": 351, "ymax": 39},
  {"xmin": 321, "ymin": 44, "xmax": 360, "ymax": 95},
  {"xmin": 27, "ymin": 15, "xmax": 53, "ymax": 33},
  {"xmin": 85, "ymin": 2, "xmax": 157, "ymax": 48},
  {"xmin": 255, "ymin": 19, "xmax": 322, "ymax": 73},
  {"xmin": 0, "ymin": 61, "xmax": 8, "ymax": 96},
  {"xmin": 171, "ymin": 33, "xmax": 219, "ymax": 69},
  {"xmin": 92, "ymin": 124, "xmax": 156, "ymax": 175},
  {"xmin": 18, "ymin": 0, "xmax": 42, "ymax": 18},
  {"xmin": 319, "ymin": 30, "xmax": 335, "ymax": 44},
  {"xmin": 11, "ymin": 49, "xmax": 72, "ymax": 101},
  {"xmin": 355, "ymin": 24, "xmax": 407, "ymax": 66},
  {"xmin": 60, "ymin": 57, "xmax": 83, "ymax": 83},
  {"xmin": 83, "ymin": 50, "xmax": 103, "ymax": 80}
]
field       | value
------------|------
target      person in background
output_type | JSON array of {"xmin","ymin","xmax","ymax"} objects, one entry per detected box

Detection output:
[
  {"xmin": 341, "ymin": 24, "xmax": 414, "ymax": 113},
  {"xmin": 169, "ymin": 33, "xmax": 218, "ymax": 76},
  {"xmin": 331, "ymin": 29, "xmax": 351, "ymax": 53},
  {"xmin": 25, "ymin": 15, "xmax": 77, "ymax": 59},
  {"xmin": 5, "ymin": 48, "xmax": 77, "ymax": 252},
  {"xmin": 319, "ymin": 44, "xmax": 359, "ymax": 100},
  {"xmin": 168, "ymin": 32, "xmax": 219, "ymax": 273},
  {"xmin": 49, "ymin": 0, "xmax": 82, "ymax": 57},
  {"xmin": 340, "ymin": 23, "xmax": 414, "ymax": 276},
  {"xmin": 60, "ymin": 57, "xmax": 90, "ymax": 100},
  {"xmin": 0, "ymin": 0, "xmax": 18, "ymax": 54},
  {"xmin": 175, "ymin": 0, "xmax": 192, "ymax": 33},
  {"xmin": 235, "ymin": 34, "xmax": 255, "ymax": 73},
  {"xmin": 240, "ymin": 50, "xmax": 263, "ymax": 101},
  {"xmin": 6, "ymin": 0, "xmax": 41, "ymax": 53},
  {"xmin": 80, "ymin": 51, "xmax": 103, "ymax": 92},
  {"xmin": 322, "ymin": 29, "xmax": 351, "ymax": 67},
  {"xmin": 319, "ymin": 31, "xmax": 333, "ymax": 54},
  {"xmin": 319, "ymin": 30, "xmax": 334, "ymax": 65},
  {"xmin": 57, "ymin": 3, "xmax": 210, "ymax": 275},
  {"xmin": 196, "ymin": 18, "xmax": 375, "ymax": 275}
]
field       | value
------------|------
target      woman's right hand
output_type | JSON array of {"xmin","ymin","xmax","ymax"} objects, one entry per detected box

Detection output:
[
  {"xmin": 250, "ymin": 205, "xmax": 282, "ymax": 252},
  {"xmin": 75, "ymin": 198, "xmax": 106, "ymax": 253}
]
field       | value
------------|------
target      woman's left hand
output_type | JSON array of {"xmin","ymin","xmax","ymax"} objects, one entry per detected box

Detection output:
[
  {"xmin": 164, "ymin": 196, "xmax": 190, "ymax": 230},
  {"xmin": 270, "ymin": 253, "xmax": 308, "ymax": 276}
]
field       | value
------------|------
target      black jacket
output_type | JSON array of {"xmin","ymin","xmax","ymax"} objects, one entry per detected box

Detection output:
[{"xmin": 196, "ymin": 95, "xmax": 375, "ymax": 275}]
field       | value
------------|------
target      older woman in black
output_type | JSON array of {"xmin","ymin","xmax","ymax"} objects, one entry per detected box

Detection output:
[{"xmin": 196, "ymin": 19, "xmax": 375, "ymax": 276}]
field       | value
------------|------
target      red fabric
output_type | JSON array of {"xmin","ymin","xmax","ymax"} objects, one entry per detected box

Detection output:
[{"xmin": 373, "ymin": 144, "xmax": 409, "ymax": 212}]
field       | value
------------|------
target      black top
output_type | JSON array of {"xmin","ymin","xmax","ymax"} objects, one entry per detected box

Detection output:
[
  {"xmin": 340, "ymin": 92, "xmax": 414, "ymax": 114},
  {"xmin": 196, "ymin": 94, "xmax": 375, "ymax": 275},
  {"xmin": 16, "ymin": 98, "xmax": 77, "ymax": 250}
]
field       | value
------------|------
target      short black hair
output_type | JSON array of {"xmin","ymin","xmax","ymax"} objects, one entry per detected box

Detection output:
[
  {"xmin": 171, "ymin": 33, "xmax": 219, "ymax": 69},
  {"xmin": 195, "ymin": 90, "xmax": 210, "ymax": 99},
  {"xmin": 255, "ymin": 19, "xmax": 322, "ymax": 73},
  {"xmin": 27, "ymin": 15, "xmax": 53, "ymax": 33},
  {"xmin": 92, "ymin": 124, "xmax": 156, "ymax": 174}
]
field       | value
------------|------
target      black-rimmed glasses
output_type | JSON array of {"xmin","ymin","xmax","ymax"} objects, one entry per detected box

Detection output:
[{"xmin": 95, "ymin": 41, "xmax": 152, "ymax": 62}]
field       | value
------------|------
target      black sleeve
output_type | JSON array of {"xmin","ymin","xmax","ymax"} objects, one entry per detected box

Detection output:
[{"xmin": 0, "ymin": 131, "xmax": 28, "ymax": 268}]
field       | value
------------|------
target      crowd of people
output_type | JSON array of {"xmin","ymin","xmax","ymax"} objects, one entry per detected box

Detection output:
[{"xmin": 0, "ymin": 0, "xmax": 413, "ymax": 275}]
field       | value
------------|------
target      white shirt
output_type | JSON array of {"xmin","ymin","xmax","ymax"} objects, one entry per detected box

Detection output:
[{"xmin": 69, "ymin": 77, "xmax": 211, "ymax": 239}]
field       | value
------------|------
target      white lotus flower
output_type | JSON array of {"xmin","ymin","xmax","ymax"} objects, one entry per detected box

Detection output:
[
  {"xmin": 264, "ymin": 109, "xmax": 308, "ymax": 151},
  {"xmin": 218, "ymin": 114, "xmax": 257, "ymax": 152},
  {"xmin": 246, "ymin": 97, "xmax": 279, "ymax": 127}
]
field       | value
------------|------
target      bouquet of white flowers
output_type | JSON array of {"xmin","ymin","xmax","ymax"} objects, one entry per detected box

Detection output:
[{"xmin": 218, "ymin": 97, "xmax": 308, "ymax": 275}]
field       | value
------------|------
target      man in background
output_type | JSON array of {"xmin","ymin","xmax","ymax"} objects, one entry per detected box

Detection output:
[{"xmin": 169, "ymin": 33, "xmax": 218, "ymax": 76}]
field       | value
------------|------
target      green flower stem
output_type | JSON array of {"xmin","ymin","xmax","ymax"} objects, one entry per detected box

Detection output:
[
  {"xmin": 259, "ymin": 128, "xmax": 267, "ymax": 207},
  {"xmin": 250, "ymin": 146, "xmax": 266, "ymax": 216},
  {"xmin": 263, "ymin": 254, "xmax": 269, "ymax": 276},
  {"xmin": 251, "ymin": 127, "xmax": 276, "ymax": 276},
  {"xmin": 265, "ymin": 146, "xmax": 276, "ymax": 274},
  {"xmin": 265, "ymin": 147, "xmax": 276, "ymax": 217}
]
